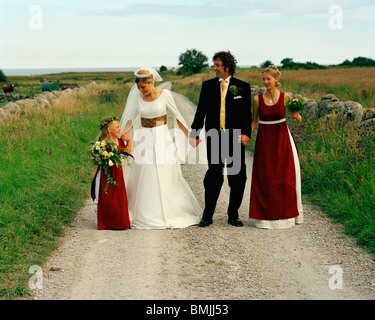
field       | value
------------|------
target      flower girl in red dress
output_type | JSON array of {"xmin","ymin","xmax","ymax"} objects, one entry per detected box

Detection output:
[{"xmin": 90, "ymin": 116, "xmax": 130, "ymax": 230}]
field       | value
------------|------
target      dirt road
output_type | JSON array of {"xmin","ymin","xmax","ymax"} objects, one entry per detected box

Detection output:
[{"xmin": 34, "ymin": 82, "xmax": 375, "ymax": 300}]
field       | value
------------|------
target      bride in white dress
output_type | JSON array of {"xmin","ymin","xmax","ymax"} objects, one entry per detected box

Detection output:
[{"xmin": 119, "ymin": 67, "xmax": 202, "ymax": 229}]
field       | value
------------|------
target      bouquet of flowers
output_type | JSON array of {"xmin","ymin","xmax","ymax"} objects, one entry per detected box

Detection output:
[
  {"xmin": 89, "ymin": 140, "xmax": 133, "ymax": 194},
  {"xmin": 285, "ymin": 98, "xmax": 304, "ymax": 113}
]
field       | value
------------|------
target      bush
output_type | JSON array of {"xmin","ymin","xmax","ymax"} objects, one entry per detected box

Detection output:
[{"xmin": 0, "ymin": 69, "xmax": 7, "ymax": 83}]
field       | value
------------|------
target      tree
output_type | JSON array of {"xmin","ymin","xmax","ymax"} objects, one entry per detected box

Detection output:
[
  {"xmin": 260, "ymin": 60, "xmax": 274, "ymax": 68},
  {"xmin": 0, "ymin": 69, "xmax": 7, "ymax": 83},
  {"xmin": 178, "ymin": 49, "xmax": 208, "ymax": 74},
  {"xmin": 281, "ymin": 58, "xmax": 294, "ymax": 67},
  {"xmin": 160, "ymin": 65, "xmax": 168, "ymax": 72},
  {"xmin": 351, "ymin": 56, "xmax": 375, "ymax": 66}
]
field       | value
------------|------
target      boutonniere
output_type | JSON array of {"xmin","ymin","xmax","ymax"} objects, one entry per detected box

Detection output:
[{"xmin": 229, "ymin": 85, "xmax": 242, "ymax": 95}]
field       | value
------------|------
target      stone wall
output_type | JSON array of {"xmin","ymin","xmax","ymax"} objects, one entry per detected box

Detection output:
[
  {"xmin": 251, "ymin": 85, "xmax": 375, "ymax": 126},
  {"xmin": 0, "ymin": 82, "xmax": 99, "ymax": 122},
  {"xmin": 0, "ymin": 93, "xmax": 34, "ymax": 103}
]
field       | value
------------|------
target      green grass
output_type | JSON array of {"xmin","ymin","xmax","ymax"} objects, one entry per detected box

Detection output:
[
  {"xmin": 172, "ymin": 73, "xmax": 375, "ymax": 257},
  {"xmin": 0, "ymin": 83, "xmax": 130, "ymax": 299},
  {"xmin": 287, "ymin": 115, "xmax": 375, "ymax": 253}
]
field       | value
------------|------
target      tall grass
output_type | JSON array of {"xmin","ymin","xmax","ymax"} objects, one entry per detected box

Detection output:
[
  {"xmin": 0, "ymin": 83, "xmax": 129, "ymax": 299},
  {"xmin": 172, "ymin": 70, "xmax": 375, "ymax": 256}
]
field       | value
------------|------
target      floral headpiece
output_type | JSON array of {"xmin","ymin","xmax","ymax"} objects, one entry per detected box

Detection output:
[
  {"xmin": 268, "ymin": 65, "xmax": 278, "ymax": 71},
  {"xmin": 99, "ymin": 115, "xmax": 120, "ymax": 130}
]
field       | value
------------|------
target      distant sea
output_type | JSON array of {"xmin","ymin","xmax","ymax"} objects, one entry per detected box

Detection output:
[{"xmin": 3, "ymin": 67, "xmax": 141, "ymax": 76}]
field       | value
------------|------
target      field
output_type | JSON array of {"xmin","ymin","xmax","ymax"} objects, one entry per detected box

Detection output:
[
  {"xmin": 173, "ymin": 67, "xmax": 375, "ymax": 109},
  {"xmin": 0, "ymin": 67, "xmax": 374, "ymax": 299},
  {"xmin": 236, "ymin": 67, "xmax": 375, "ymax": 108}
]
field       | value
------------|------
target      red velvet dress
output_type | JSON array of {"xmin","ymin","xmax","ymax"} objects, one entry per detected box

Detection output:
[
  {"xmin": 249, "ymin": 93, "xmax": 302, "ymax": 224},
  {"xmin": 91, "ymin": 139, "xmax": 130, "ymax": 230}
]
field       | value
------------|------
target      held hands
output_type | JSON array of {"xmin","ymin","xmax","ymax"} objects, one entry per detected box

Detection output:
[
  {"xmin": 238, "ymin": 134, "xmax": 250, "ymax": 147},
  {"xmin": 189, "ymin": 137, "xmax": 201, "ymax": 148},
  {"xmin": 121, "ymin": 132, "xmax": 132, "ymax": 153}
]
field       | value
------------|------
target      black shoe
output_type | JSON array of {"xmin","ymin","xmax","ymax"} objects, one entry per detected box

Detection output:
[
  {"xmin": 228, "ymin": 218, "xmax": 243, "ymax": 227},
  {"xmin": 198, "ymin": 219, "xmax": 213, "ymax": 227}
]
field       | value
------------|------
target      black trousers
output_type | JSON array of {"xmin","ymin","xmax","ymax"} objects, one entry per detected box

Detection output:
[{"xmin": 202, "ymin": 129, "xmax": 247, "ymax": 220}]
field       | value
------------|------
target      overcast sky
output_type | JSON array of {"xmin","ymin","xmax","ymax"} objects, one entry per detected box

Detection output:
[{"xmin": 0, "ymin": 0, "xmax": 374, "ymax": 69}]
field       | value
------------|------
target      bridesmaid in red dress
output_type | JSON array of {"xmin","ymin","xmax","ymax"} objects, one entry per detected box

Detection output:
[
  {"xmin": 249, "ymin": 65, "xmax": 303, "ymax": 229},
  {"xmin": 91, "ymin": 116, "xmax": 130, "ymax": 230}
]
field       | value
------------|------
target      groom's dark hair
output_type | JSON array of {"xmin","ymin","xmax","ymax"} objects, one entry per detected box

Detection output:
[{"xmin": 213, "ymin": 51, "xmax": 237, "ymax": 76}]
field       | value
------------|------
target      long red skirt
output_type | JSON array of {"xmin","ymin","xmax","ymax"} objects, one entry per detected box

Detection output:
[{"xmin": 91, "ymin": 140, "xmax": 130, "ymax": 230}]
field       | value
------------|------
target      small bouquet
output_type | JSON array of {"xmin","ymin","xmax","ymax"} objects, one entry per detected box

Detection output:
[
  {"xmin": 89, "ymin": 140, "xmax": 133, "ymax": 194},
  {"xmin": 285, "ymin": 98, "xmax": 304, "ymax": 113}
]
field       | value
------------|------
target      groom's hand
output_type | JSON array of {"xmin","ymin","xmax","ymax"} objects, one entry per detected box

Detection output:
[
  {"xmin": 189, "ymin": 137, "xmax": 201, "ymax": 148},
  {"xmin": 238, "ymin": 134, "xmax": 250, "ymax": 146}
]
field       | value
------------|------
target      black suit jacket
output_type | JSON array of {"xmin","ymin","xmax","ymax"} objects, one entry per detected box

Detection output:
[{"xmin": 190, "ymin": 77, "xmax": 252, "ymax": 139}]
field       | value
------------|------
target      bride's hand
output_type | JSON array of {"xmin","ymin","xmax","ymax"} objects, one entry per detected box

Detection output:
[
  {"xmin": 121, "ymin": 132, "xmax": 131, "ymax": 142},
  {"xmin": 121, "ymin": 133, "xmax": 132, "ymax": 151},
  {"xmin": 189, "ymin": 137, "xmax": 201, "ymax": 148}
]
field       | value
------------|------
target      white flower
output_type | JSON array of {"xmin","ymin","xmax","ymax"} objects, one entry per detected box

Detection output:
[{"xmin": 108, "ymin": 160, "xmax": 114, "ymax": 167}]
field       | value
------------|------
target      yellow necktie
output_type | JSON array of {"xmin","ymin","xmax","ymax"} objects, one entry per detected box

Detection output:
[{"xmin": 220, "ymin": 80, "xmax": 228, "ymax": 131}]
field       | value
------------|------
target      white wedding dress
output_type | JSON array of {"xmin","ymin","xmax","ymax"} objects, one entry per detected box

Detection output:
[{"xmin": 124, "ymin": 89, "xmax": 202, "ymax": 229}]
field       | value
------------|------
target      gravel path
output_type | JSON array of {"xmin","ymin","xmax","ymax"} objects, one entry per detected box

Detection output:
[{"xmin": 33, "ymin": 83, "xmax": 375, "ymax": 300}]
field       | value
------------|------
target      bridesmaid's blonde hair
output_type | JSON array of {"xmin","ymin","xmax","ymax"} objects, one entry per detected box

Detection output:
[{"xmin": 262, "ymin": 65, "xmax": 281, "ymax": 87}]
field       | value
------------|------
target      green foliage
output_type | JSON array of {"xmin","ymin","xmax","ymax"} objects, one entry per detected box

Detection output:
[
  {"xmin": 280, "ymin": 58, "xmax": 327, "ymax": 70},
  {"xmin": 178, "ymin": 49, "xmax": 209, "ymax": 75},
  {"xmin": 260, "ymin": 60, "xmax": 274, "ymax": 68},
  {"xmin": 0, "ymin": 69, "xmax": 7, "ymax": 83},
  {"xmin": 339, "ymin": 56, "xmax": 375, "ymax": 67},
  {"xmin": 286, "ymin": 116, "xmax": 375, "ymax": 254},
  {"xmin": 160, "ymin": 65, "xmax": 168, "ymax": 72}
]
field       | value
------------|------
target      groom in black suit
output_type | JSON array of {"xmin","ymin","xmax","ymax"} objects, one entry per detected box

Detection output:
[{"xmin": 189, "ymin": 51, "xmax": 252, "ymax": 227}]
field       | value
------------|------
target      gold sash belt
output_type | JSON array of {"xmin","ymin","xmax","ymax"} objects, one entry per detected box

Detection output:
[{"xmin": 141, "ymin": 115, "xmax": 167, "ymax": 128}]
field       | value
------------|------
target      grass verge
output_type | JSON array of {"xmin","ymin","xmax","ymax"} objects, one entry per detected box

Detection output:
[{"xmin": 0, "ymin": 83, "xmax": 129, "ymax": 299}]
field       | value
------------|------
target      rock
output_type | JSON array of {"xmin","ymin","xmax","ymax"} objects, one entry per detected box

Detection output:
[
  {"xmin": 51, "ymin": 90, "xmax": 62, "ymax": 97},
  {"xmin": 321, "ymin": 94, "xmax": 339, "ymax": 101},
  {"xmin": 2, "ymin": 102, "xmax": 21, "ymax": 114},
  {"xmin": 328, "ymin": 101, "xmax": 347, "ymax": 114},
  {"xmin": 15, "ymin": 99, "xmax": 37, "ymax": 113},
  {"xmin": 39, "ymin": 91, "xmax": 56, "ymax": 102},
  {"xmin": 363, "ymin": 108, "xmax": 375, "ymax": 121},
  {"xmin": 35, "ymin": 96, "xmax": 50, "ymax": 109},
  {"xmin": 0, "ymin": 107, "xmax": 10, "ymax": 120},
  {"xmin": 308, "ymin": 104, "xmax": 318, "ymax": 117},
  {"xmin": 362, "ymin": 118, "xmax": 375, "ymax": 127}
]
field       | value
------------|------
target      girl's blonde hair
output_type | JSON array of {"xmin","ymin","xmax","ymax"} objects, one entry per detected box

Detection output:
[
  {"xmin": 262, "ymin": 65, "xmax": 282, "ymax": 87},
  {"xmin": 98, "ymin": 115, "xmax": 119, "ymax": 141}
]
